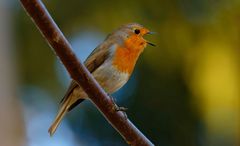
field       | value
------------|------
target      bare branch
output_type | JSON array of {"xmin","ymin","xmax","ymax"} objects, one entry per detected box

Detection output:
[{"xmin": 19, "ymin": 0, "xmax": 154, "ymax": 145}]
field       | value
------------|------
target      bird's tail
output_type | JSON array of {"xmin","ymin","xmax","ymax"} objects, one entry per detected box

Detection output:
[{"xmin": 48, "ymin": 96, "xmax": 72, "ymax": 136}]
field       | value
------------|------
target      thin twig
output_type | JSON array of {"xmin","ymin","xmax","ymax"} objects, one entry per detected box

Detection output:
[{"xmin": 19, "ymin": 0, "xmax": 154, "ymax": 145}]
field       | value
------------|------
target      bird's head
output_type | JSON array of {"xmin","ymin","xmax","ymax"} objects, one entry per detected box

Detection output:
[{"xmin": 113, "ymin": 23, "xmax": 155, "ymax": 48}]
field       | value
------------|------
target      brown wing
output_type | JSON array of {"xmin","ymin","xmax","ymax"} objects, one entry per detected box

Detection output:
[{"xmin": 60, "ymin": 39, "xmax": 114, "ymax": 105}]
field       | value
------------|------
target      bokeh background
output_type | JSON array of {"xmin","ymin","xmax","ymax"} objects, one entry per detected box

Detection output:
[{"xmin": 0, "ymin": 0, "xmax": 240, "ymax": 146}]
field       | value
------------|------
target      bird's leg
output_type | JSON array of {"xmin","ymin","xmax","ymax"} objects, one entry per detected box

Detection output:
[{"xmin": 109, "ymin": 94, "xmax": 128, "ymax": 119}]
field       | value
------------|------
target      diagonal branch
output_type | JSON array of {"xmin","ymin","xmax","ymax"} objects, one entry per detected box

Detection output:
[{"xmin": 19, "ymin": 0, "xmax": 154, "ymax": 145}]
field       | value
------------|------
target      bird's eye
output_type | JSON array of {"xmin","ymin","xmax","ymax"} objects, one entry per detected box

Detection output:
[{"xmin": 134, "ymin": 29, "xmax": 140, "ymax": 34}]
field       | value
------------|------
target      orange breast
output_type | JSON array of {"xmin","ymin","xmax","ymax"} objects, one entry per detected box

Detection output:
[{"xmin": 112, "ymin": 35, "xmax": 146, "ymax": 74}]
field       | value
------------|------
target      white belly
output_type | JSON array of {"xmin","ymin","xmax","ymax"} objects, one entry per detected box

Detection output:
[
  {"xmin": 71, "ymin": 61, "xmax": 130, "ymax": 102},
  {"xmin": 92, "ymin": 61, "xmax": 129, "ymax": 94}
]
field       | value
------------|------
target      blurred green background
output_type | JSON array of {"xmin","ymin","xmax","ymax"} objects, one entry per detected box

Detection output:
[{"xmin": 0, "ymin": 0, "xmax": 239, "ymax": 146}]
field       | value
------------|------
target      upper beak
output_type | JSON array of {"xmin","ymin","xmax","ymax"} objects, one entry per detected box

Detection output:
[{"xmin": 147, "ymin": 31, "xmax": 156, "ymax": 35}]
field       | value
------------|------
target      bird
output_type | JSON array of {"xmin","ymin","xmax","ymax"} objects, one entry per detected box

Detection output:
[{"xmin": 48, "ymin": 23, "xmax": 155, "ymax": 136}]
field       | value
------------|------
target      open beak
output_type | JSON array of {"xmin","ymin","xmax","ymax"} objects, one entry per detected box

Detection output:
[{"xmin": 146, "ymin": 31, "xmax": 156, "ymax": 46}]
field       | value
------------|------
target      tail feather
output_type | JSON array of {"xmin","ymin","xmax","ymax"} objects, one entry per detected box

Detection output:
[{"xmin": 48, "ymin": 97, "xmax": 71, "ymax": 136}]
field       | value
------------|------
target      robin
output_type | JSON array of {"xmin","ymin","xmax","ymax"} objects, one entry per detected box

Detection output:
[{"xmin": 48, "ymin": 23, "xmax": 155, "ymax": 135}]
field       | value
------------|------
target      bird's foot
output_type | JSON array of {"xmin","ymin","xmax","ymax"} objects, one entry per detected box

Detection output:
[
  {"xmin": 109, "ymin": 95, "xmax": 128, "ymax": 119},
  {"xmin": 114, "ymin": 106, "xmax": 128, "ymax": 112},
  {"xmin": 114, "ymin": 105, "xmax": 128, "ymax": 120}
]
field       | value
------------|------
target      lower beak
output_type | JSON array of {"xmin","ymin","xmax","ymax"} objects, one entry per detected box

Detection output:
[{"xmin": 147, "ymin": 41, "xmax": 156, "ymax": 47}]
